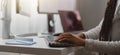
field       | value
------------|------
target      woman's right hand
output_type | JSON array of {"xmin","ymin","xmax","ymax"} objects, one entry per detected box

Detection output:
[{"xmin": 55, "ymin": 32, "xmax": 85, "ymax": 46}]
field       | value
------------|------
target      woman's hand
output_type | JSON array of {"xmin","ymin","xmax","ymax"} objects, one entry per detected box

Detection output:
[{"xmin": 55, "ymin": 33, "xmax": 85, "ymax": 46}]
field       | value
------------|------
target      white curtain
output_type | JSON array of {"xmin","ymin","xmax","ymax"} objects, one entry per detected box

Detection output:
[{"xmin": 0, "ymin": 0, "xmax": 3, "ymax": 37}]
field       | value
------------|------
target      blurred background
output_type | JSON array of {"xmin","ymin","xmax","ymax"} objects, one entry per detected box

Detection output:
[{"xmin": 0, "ymin": 0, "xmax": 107, "ymax": 55}]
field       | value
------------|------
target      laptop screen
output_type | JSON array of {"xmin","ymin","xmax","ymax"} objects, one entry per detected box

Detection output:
[{"xmin": 59, "ymin": 10, "xmax": 84, "ymax": 32}]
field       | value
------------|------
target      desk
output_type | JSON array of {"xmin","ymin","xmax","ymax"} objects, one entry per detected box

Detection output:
[{"xmin": 0, "ymin": 37, "xmax": 77, "ymax": 55}]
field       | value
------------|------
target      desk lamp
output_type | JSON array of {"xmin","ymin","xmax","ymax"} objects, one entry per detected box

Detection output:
[{"xmin": 39, "ymin": 0, "xmax": 59, "ymax": 33}]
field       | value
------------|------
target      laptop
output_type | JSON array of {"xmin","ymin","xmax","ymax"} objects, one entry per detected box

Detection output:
[
  {"xmin": 58, "ymin": 10, "xmax": 84, "ymax": 33},
  {"xmin": 45, "ymin": 10, "xmax": 84, "ymax": 47}
]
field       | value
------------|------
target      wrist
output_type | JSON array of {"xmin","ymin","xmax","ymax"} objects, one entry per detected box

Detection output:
[
  {"xmin": 81, "ymin": 39, "xmax": 85, "ymax": 46},
  {"xmin": 75, "ymin": 38, "xmax": 85, "ymax": 46},
  {"xmin": 77, "ymin": 33, "xmax": 86, "ymax": 39}
]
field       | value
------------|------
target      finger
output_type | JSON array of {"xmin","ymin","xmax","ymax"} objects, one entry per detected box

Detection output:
[
  {"xmin": 55, "ymin": 33, "xmax": 72, "ymax": 42},
  {"xmin": 56, "ymin": 33, "xmax": 68, "ymax": 38},
  {"xmin": 55, "ymin": 35, "xmax": 66, "ymax": 42},
  {"xmin": 58, "ymin": 38, "xmax": 68, "ymax": 42},
  {"xmin": 62, "ymin": 33, "xmax": 71, "ymax": 36}
]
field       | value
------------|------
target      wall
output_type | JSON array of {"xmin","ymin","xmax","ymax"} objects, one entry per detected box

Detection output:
[
  {"xmin": 77, "ymin": 0, "xmax": 108, "ymax": 30},
  {"xmin": 76, "ymin": 0, "xmax": 108, "ymax": 55}
]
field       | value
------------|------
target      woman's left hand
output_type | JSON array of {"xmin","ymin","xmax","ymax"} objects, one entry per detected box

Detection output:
[{"xmin": 55, "ymin": 32, "xmax": 85, "ymax": 46}]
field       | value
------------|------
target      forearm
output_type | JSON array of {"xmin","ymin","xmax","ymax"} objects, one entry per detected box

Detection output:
[
  {"xmin": 83, "ymin": 27, "xmax": 100, "ymax": 39},
  {"xmin": 85, "ymin": 39, "xmax": 120, "ymax": 54},
  {"xmin": 77, "ymin": 26, "xmax": 101, "ymax": 39},
  {"xmin": 81, "ymin": 19, "xmax": 103, "ymax": 39}
]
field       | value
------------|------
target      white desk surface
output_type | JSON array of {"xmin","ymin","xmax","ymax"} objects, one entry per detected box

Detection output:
[{"xmin": 0, "ymin": 37, "xmax": 77, "ymax": 55}]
